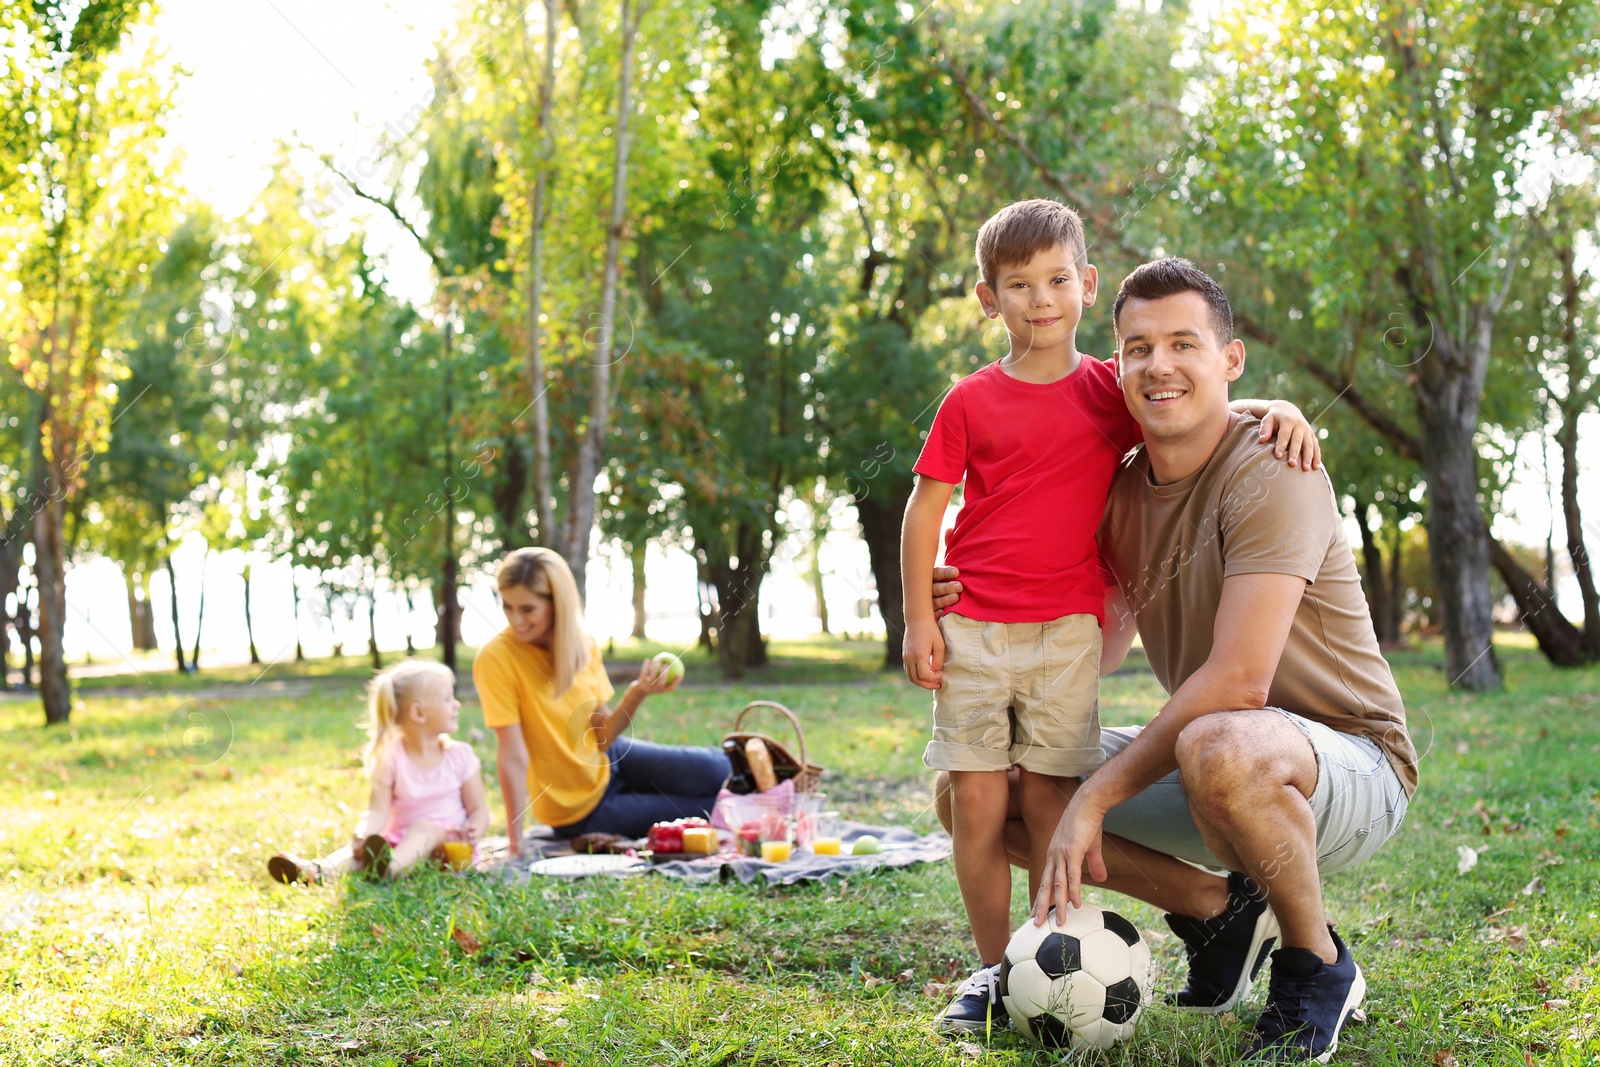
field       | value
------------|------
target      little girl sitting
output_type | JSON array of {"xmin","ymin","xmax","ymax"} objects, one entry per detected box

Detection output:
[{"xmin": 269, "ymin": 660, "xmax": 489, "ymax": 883}]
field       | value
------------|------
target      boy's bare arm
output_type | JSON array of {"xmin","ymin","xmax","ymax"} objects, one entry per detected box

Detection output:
[
  {"xmin": 1099, "ymin": 581, "xmax": 1136, "ymax": 676},
  {"xmin": 1230, "ymin": 397, "xmax": 1321, "ymax": 470},
  {"xmin": 901, "ymin": 474, "xmax": 956, "ymax": 690}
]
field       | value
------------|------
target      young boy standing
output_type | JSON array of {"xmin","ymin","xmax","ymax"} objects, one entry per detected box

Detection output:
[{"xmin": 902, "ymin": 200, "xmax": 1318, "ymax": 1034}]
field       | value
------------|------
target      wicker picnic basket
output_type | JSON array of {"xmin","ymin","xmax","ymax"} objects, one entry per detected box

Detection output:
[{"xmin": 721, "ymin": 700, "xmax": 825, "ymax": 795}]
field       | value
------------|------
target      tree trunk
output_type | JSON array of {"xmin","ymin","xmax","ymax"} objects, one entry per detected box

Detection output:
[
  {"xmin": 291, "ymin": 568, "xmax": 305, "ymax": 662},
  {"xmin": 404, "ymin": 585, "xmax": 417, "ymax": 656},
  {"xmin": 561, "ymin": 0, "xmax": 644, "ymax": 598},
  {"xmin": 325, "ymin": 579, "xmax": 345, "ymax": 659},
  {"xmin": 189, "ymin": 546, "xmax": 207, "ymax": 672},
  {"xmin": 811, "ymin": 553, "xmax": 830, "ymax": 635},
  {"xmin": 630, "ymin": 542, "xmax": 647, "ymax": 639},
  {"xmin": 1351, "ymin": 494, "xmax": 1396, "ymax": 646},
  {"xmin": 1555, "ymin": 235, "xmax": 1600, "ymax": 659},
  {"xmin": 165, "ymin": 552, "xmax": 188, "ymax": 673},
  {"xmin": 438, "ymin": 319, "xmax": 461, "ymax": 675},
  {"xmin": 743, "ymin": 576, "xmax": 767, "ymax": 668},
  {"xmin": 18, "ymin": 577, "xmax": 36, "ymax": 689},
  {"xmin": 124, "ymin": 568, "xmax": 158, "ymax": 651},
  {"xmin": 704, "ymin": 519, "xmax": 770, "ymax": 679},
  {"xmin": 696, "ymin": 558, "xmax": 715, "ymax": 651},
  {"xmin": 438, "ymin": 556, "xmax": 461, "ymax": 674},
  {"xmin": 1413, "ymin": 326, "xmax": 1501, "ymax": 690},
  {"xmin": 242, "ymin": 563, "xmax": 261, "ymax": 665},
  {"xmin": 526, "ymin": 0, "xmax": 559, "ymax": 549},
  {"xmin": 1488, "ymin": 537, "xmax": 1588, "ymax": 667},
  {"xmin": 2, "ymin": 393, "xmax": 42, "ymax": 687},
  {"xmin": 855, "ymin": 487, "xmax": 910, "ymax": 670},
  {"xmin": 31, "ymin": 495, "xmax": 71, "ymax": 725},
  {"xmin": 1, "ymin": 526, "xmax": 26, "ymax": 681},
  {"xmin": 367, "ymin": 569, "xmax": 382, "ymax": 670},
  {"xmin": 1559, "ymin": 410, "xmax": 1600, "ymax": 659},
  {"xmin": 1387, "ymin": 509, "xmax": 1404, "ymax": 643}
]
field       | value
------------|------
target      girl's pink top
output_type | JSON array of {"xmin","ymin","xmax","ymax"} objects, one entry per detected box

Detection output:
[{"xmin": 376, "ymin": 739, "xmax": 480, "ymax": 843}]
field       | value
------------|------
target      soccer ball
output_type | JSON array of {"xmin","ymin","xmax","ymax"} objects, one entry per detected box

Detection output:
[{"xmin": 998, "ymin": 903, "xmax": 1152, "ymax": 1050}]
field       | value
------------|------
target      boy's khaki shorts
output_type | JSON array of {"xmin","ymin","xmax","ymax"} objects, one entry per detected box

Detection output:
[{"xmin": 922, "ymin": 612, "xmax": 1104, "ymax": 778}]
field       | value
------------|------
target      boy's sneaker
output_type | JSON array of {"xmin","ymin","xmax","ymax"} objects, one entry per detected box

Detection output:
[
  {"xmin": 1164, "ymin": 870, "xmax": 1280, "ymax": 1012},
  {"xmin": 936, "ymin": 962, "xmax": 1007, "ymax": 1035},
  {"xmin": 1244, "ymin": 926, "xmax": 1366, "ymax": 1063}
]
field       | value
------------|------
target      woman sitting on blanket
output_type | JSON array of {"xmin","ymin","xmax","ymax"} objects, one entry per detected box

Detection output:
[{"xmin": 476, "ymin": 547, "xmax": 731, "ymax": 854}]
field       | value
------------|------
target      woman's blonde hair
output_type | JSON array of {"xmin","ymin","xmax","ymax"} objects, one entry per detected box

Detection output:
[
  {"xmin": 496, "ymin": 547, "xmax": 590, "ymax": 697},
  {"xmin": 364, "ymin": 660, "xmax": 455, "ymax": 775}
]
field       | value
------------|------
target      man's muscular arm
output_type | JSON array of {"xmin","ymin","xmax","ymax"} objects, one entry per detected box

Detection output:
[{"xmin": 1034, "ymin": 571, "xmax": 1309, "ymax": 918}]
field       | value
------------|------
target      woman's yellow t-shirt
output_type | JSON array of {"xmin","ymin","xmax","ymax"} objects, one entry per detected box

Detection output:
[{"xmin": 473, "ymin": 630, "xmax": 616, "ymax": 826}]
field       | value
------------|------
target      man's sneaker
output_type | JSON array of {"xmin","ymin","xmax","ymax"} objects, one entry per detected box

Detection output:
[
  {"xmin": 1164, "ymin": 870, "xmax": 1280, "ymax": 1012},
  {"xmin": 1244, "ymin": 926, "xmax": 1365, "ymax": 1063},
  {"xmin": 936, "ymin": 963, "xmax": 1007, "ymax": 1035}
]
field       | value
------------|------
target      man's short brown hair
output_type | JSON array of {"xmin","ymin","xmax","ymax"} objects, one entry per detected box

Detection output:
[
  {"xmin": 1113, "ymin": 257, "xmax": 1235, "ymax": 344},
  {"xmin": 974, "ymin": 199, "xmax": 1087, "ymax": 290}
]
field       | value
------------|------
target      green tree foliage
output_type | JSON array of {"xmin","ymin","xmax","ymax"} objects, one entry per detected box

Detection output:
[
  {"xmin": 1197, "ymin": 0, "xmax": 1600, "ymax": 684},
  {"xmin": 1, "ymin": 0, "xmax": 178, "ymax": 720}
]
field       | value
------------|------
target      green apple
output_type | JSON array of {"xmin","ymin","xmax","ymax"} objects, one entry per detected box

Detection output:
[
  {"xmin": 652, "ymin": 652, "xmax": 685, "ymax": 685},
  {"xmin": 851, "ymin": 834, "xmax": 881, "ymax": 856}
]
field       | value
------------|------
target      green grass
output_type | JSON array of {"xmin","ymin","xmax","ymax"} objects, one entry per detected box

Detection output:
[{"xmin": 1, "ymin": 636, "xmax": 1596, "ymax": 1065}]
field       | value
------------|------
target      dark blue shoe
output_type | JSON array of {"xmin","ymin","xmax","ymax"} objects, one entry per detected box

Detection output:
[
  {"xmin": 936, "ymin": 963, "xmax": 1007, "ymax": 1035},
  {"xmin": 1245, "ymin": 926, "xmax": 1366, "ymax": 1063},
  {"xmin": 1164, "ymin": 871, "xmax": 1280, "ymax": 1012}
]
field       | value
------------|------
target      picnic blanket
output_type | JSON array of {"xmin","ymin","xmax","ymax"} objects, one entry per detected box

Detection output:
[{"xmin": 481, "ymin": 822, "xmax": 951, "ymax": 887}]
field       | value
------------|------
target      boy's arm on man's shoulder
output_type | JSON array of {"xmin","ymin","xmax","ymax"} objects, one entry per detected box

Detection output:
[
  {"xmin": 1099, "ymin": 579, "xmax": 1136, "ymax": 676},
  {"xmin": 1229, "ymin": 397, "xmax": 1321, "ymax": 471}
]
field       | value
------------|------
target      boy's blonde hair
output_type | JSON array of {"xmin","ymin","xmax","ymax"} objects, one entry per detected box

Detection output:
[
  {"xmin": 365, "ymin": 660, "xmax": 454, "ymax": 774},
  {"xmin": 495, "ymin": 547, "xmax": 590, "ymax": 698},
  {"xmin": 975, "ymin": 199, "xmax": 1087, "ymax": 289}
]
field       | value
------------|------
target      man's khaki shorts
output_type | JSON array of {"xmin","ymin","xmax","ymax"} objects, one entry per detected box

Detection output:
[{"xmin": 922, "ymin": 612, "xmax": 1104, "ymax": 777}]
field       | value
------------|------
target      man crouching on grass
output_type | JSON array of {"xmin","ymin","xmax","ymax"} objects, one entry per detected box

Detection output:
[{"xmin": 931, "ymin": 259, "xmax": 1418, "ymax": 1063}]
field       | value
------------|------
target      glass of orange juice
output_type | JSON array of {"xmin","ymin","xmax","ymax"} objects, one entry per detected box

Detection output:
[
  {"xmin": 760, "ymin": 839, "xmax": 792, "ymax": 862},
  {"xmin": 800, "ymin": 805, "xmax": 842, "ymax": 855},
  {"xmin": 441, "ymin": 841, "xmax": 474, "ymax": 870}
]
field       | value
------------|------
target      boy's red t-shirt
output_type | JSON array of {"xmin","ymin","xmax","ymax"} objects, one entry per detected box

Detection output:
[{"xmin": 913, "ymin": 357, "xmax": 1140, "ymax": 624}]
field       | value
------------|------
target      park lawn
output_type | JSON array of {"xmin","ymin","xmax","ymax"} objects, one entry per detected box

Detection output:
[{"xmin": 0, "ymin": 637, "xmax": 1596, "ymax": 1066}]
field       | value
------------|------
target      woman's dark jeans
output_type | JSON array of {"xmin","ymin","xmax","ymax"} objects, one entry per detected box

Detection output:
[{"xmin": 553, "ymin": 735, "xmax": 731, "ymax": 839}]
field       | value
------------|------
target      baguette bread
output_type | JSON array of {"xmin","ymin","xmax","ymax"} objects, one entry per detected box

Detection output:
[{"xmin": 744, "ymin": 737, "xmax": 778, "ymax": 792}]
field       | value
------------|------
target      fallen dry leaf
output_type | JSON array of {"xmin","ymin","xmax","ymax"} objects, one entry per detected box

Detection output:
[
  {"xmin": 1544, "ymin": 999, "xmax": 1573, "ymax": 1010},
  {"xmin": 529, "ymin": 1049, "xmax": 566, "ymax": 1067},
  {"xmin": 1485, "ymin": 924, "xmax": 1529, "ymax": 952},
  {"xmin": 1456, "ymin": 845, "xmax": 1480, "ymax": 875},
  {"xmin": 1433, "ymin": 1050, "xmax": 1457, "ymax": 1067},
  {"xmin": 370, "ymin": 923, "xmax": 388, "ymax": 940},
  {"xmin": 922, "ymin": 981, "xmax": 954, "ymax": 1000},
  {"xmin": 1522, "ymin": 878, "xmax": 1545, "ymax": 896},
  {"xmin": 451, "ymin": 926, "xmax": 481, "ymax": 955},
  {"xmin": 1348, "ymin": 1007, "xmax": 1368, "ymax": 1025},
  {"xmin": 957, "ymin": 1041, "xmax": 983, "ymax": 1058}
]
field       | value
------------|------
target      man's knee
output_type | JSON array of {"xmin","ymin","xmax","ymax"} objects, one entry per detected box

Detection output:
[{"xmin": 1176, "ymin": 711, "xmax": 1309, "ymax": 815}]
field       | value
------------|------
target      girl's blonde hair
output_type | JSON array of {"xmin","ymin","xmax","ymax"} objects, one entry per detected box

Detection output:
[
  {"xmin": 496, "ymin": 546, "xmax": 589, "ymax": 697},
  {"xmin": 364, "ymin": 660, "xmax": 455, "ymax": 774}
]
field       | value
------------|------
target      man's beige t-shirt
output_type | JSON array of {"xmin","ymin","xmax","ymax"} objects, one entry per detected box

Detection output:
[{"xmin": 1098, "ymin": 415, "xmax": 1418, "ymax": 797}]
